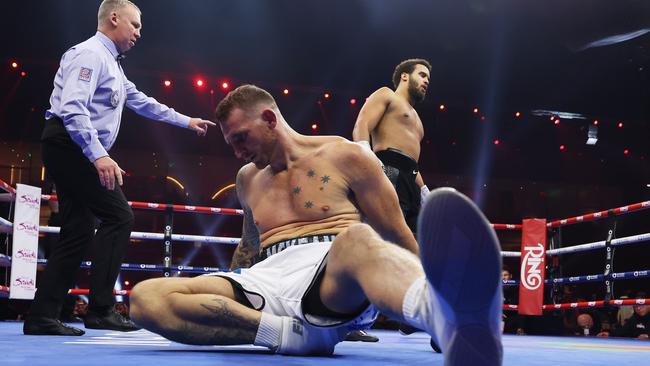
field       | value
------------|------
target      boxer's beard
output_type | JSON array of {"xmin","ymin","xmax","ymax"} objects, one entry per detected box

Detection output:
[{"xmin": 408, "ymin": 78, "xmax": 426, "ymax": 104}]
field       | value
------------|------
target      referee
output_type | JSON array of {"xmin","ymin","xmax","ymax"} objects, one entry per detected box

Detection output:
[{"xmin": 24, "ymin": 0, "xmax": 215, "ymax": 336}]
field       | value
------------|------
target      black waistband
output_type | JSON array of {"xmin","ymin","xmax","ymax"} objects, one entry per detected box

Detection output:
[
  {"xmin": 256, "ymin": 234, "xmax": 337, "ymax": 262},
  {"xmin": 375, "ymin": 148, "xmax": 418, "ymax": 172}
]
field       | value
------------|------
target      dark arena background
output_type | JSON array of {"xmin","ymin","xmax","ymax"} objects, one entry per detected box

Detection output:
[{"xmin": 1, "ymin": 1, "xmax": 649, "ymax": 365}]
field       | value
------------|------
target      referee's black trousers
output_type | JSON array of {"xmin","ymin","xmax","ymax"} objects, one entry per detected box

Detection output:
[{"xmin": 30, "ymin": 119, "xmax": 134, "ymax": 318}]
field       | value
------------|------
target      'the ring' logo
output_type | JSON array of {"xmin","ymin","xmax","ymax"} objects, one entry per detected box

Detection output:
[{"xmin": 521, "ymin": 243, "xmax": 545, "ymax": 290}]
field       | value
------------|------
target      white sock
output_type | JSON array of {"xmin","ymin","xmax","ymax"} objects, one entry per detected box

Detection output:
[
  {"xmin": 402, "ymin": 276, "xmax": 434, "ymax": 336},
  {"xmin": 253, "ymin": 312, "xmax": 283, "ymax": 350},
  {"xmin": 276, "ymin": 316, "xmax": 341, "ymax": 356}
]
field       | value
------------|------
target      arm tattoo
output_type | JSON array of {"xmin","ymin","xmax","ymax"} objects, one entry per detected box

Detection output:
[
  {"xmin": 230, "ymin": 205, "xmax": 260, "ymax": 271},
  {"xmin": 230, "ymin": 168, "xmax": 261, "ymax": 271}
]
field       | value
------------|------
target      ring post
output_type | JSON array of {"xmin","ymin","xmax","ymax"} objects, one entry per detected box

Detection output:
[{"xmin": 162, "ymin": 205, "xmax": 174, "ymax": 278}]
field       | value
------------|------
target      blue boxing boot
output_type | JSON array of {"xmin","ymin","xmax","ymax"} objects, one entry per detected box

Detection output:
[{"xmin": 416, "ymin": 188, "xmax": 503, "ymax": 366}]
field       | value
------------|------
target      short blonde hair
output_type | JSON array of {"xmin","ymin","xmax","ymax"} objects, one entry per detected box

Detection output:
[
  {"xmin": 215, "ymin": 85, "xmax": 277, "ymax": 124},
  {"xmin": 97, "ymin": 0, "xmax": 140, "ymax": 25}
]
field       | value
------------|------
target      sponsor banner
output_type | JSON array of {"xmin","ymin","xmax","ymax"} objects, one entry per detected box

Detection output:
[
  {"xmin": 518, "ymin": 218, "xmax": 547, "ymax": 315},
  {"xmin": 10, "ymin": 184, "xmax": 41, "ymax": 299}
]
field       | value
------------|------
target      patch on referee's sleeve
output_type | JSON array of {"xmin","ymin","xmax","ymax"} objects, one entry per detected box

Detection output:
[{"xmin": 78, "ymin": 67, "xmax": 93, "ymax": 82}]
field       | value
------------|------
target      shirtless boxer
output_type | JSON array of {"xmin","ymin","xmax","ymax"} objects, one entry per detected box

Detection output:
[
  {"xmin": 129, "ymin": 85, "xmax": 503, "ymax": 366},
  {"xmin": 353, "ymin": 58, "xmax": 431, "ymax": 234}
]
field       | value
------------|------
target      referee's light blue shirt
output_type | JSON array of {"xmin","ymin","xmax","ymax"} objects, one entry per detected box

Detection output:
[{"xmin": 45, "ymin": 31, "xmax": 190, "ymax": 162}]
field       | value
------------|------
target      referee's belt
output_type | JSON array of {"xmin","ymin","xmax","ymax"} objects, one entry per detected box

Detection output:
[{"xmin": 257, "ymin": 234, "xmax": 337, "ymax": 262}]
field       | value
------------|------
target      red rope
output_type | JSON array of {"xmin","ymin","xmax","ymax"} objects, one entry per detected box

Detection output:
[
  {"xmin": 68, "ymin": 289, "xmax": 131, "ymax": 296},
  {"xmin": 504, "ymin": 298, "xmax": 649, "ymax": 311},
  {"xmin": 547, "ymin": 201, "xmax": 650, "ymax": 228}
]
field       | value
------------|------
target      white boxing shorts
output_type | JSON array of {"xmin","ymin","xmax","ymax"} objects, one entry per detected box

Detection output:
[{"xmin": 205, "ymin": 234, "xmax": 378, "ymax": 332}]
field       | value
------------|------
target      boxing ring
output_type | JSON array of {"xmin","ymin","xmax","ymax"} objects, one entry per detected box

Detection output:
[{"xmin": 1, "ymin": 178, "xmax": 649, "ymax": 365}]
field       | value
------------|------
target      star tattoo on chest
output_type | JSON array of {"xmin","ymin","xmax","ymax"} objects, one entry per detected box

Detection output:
[{"xmin": 292, "ymin": 186, "xmax": 301, "ymax": 195}]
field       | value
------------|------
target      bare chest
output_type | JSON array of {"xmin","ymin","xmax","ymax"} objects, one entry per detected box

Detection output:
[
  {"xmin": 246, "ymin": 165, "xmax": 353, "ymax": 232},
  {"xmin": 383, "ymin": 99, "xmax": 424, "ymax": 137}
]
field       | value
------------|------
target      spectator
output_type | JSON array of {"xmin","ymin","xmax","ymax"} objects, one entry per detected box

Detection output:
[
  {"xmin": 502, "ymin": 267, "xmax": 525, "ymax": 335},
  {"xmin": 616, "ymin": 295, "xmax": 635, "ymax": 328},
  {"xmin": 599, "ymin": 292, "xmax": 650, "ymax": 339},
  {"xmin": 575, "ymin": 313, "xmax": 603, "ymax": 336}
]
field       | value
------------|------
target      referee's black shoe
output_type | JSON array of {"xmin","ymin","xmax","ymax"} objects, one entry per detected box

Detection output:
[
  {"xmin": 23, "ymin": 316, "xmax": 85, "ymax": 336},
  {"xmin": 344, "ymin": 330, "xmax": 379, "ymax": 342},
  {"xmin": 84, "ymin": 308, "xmax": 140, "ymax": 332}
]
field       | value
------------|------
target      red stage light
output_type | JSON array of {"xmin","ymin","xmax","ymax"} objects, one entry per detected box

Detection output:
[
  {"xmin": 163, "ymin": 80, "xmax": 171, "ymax": 87},
  {"xmin": 11, "ymin": 61, "xmax": 18, "ymax": 69},
  {"xmin": 554, "ymin": 119, "xmax": 560, "ymax": 125},
  {"xmin": 439, "ymin": 104, "xmax": 445, "ymax": 111},
  {"xmin": 493, "ymin": 139, "xmax": 500, "ymax": 145},
  {"xmin": 195, "ymin": 79, "xmax": 204, "ymax": 87},
  {"xmin": 515, "ymin": 111, "xmax": 521, "ymax": 118},
  {"xmin": 283, "ymin": 88, "xmax": 289, "ymax": 95},
  {"xmin": 593, "ymin": 120, "xmax": 599, "ymax": 125},
  {"xmin": 618, "ymin": 122, "xmax": 624, "ymax": 128},
  {"xmin": 311, "ymin": 123, "xmax": 318, "ymax": 130},
  {"xmin": 473, "ymin": 107, "xmax": 479, "ymax": 113},
  {"xmin": 624, "ymin": 149, "xmax": 629, "ymax": 155},
  {"xmin": 560, "ymin": 145, "xmax": 565, "ymax": 150},
  {"xmin": 324, "ymin": 93, "xmax": 330, "ymax": 99},
  {"xmin": 20, "ymin": 71, "xmax": 26, "ymax": 77},
  {"xmin": 480, "ymin": 115, "xmax": 486, "ymax": 121},
  {"xmin": 221, "ymin": 81, "xmax": 230, "ymax": 90},
  {"xmin": 350, "ymin": 99, "xmax": 357, "ymax": 105},
  {"xmin": 550, "ymin": 116, "xmax": 555, "ymax": 121}
]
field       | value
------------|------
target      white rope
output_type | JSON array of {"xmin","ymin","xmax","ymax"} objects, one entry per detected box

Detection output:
[
  {"xmin": 499, "ymin": 232, "xmax": 650, "ymax": 257},
  {"xmin": 5, "ymin": 223, "xmax": 240, "ymax": 245},
  {"xmin": 501, "ymin": 251, "xmax": 521, "ymax": 258},
  {"xmin": 6, "ymin": 217, "xmax": 650, "ymax": 255},
  {"xmin": 547, "ymin": 232, "xmax": 650, "ymax": 256}
]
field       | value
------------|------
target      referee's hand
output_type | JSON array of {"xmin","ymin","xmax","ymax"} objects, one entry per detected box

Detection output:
[
  {"xmin": 188, "ymin": 117, "xmax": 217, "ymax": 136},
  {"xmin": 94, "ymin": 156, "xmax": 125, "ymax": 190}
]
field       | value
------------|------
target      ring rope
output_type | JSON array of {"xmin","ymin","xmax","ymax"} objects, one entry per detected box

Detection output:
[
  {"xmin": 0, "ymin": 220, "xmax": 239, "ymax": 245},
  {"xmin": 0, "ymin": 179, "xmax": 16, "ymax": 194},
  {"xmin": 503, "ymin": 298, "xmax": 649, "ymax": 311},
  {"xmin": 491, "ymin": 223, "xmax": 522, "ymax": 230},
  {"xmin": 547, "ymin": 201, "xmax": 650, "ymax": 228},
  {"xmin": 0, "ymin": 253, "xmax": 224, "ymax": 273},
  {"xmin": 500, "ymin": 232, "xmax": 650, "ymax": 258},
  {"xmin": 0, "ymin": 178, "xmax": 243, "ymax": 216},
  {"xmin": 503, "ymin": 269, "xmax": 650, "ymax": 287}
]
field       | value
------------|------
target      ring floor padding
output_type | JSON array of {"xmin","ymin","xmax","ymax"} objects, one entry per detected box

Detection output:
[{"xmin": 1, "ymin": 323, "xmax": 648, "ymax": 365}]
